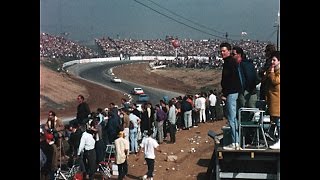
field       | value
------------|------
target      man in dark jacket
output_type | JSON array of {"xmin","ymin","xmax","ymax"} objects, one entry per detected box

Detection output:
[
  {"xmin": 220, "ymin": 42, "xmax": 242, "ymax": 150},
  {"xmin": 76, "ymin": 95, "xmax": 91, "ymax": 126},
  {"xmin": 232, "ymin": 46, "xmax": 259, "ymax": 111}
]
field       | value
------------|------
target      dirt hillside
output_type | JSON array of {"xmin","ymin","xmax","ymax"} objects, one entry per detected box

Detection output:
[{"xmin": 40, "ymin": 61, "xmax": 226, "ymax": 180}]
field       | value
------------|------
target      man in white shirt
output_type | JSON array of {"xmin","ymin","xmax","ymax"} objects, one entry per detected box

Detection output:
[
  {"xmin": 136, "ymin": 130, "xmax": 161, "ymax": 180},
  {"xmin": 197, "ymin": 93, "xmax": 207, "ymax": 123},
  {"xmin": 114, "ymin": 131, "xmax": 129, "ymax": 180},
  {"xmin": 77, "ymin": 129, "xmax": 96, "ymax": 180},
  {"xmin": 208, "ymin": 90, "xmax": 217, "ymax": 121}
]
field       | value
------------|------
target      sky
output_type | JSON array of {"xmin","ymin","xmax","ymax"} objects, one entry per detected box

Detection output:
[{"xmin": 40, "ymin": 0, "xmax": 280, "ymax": 44}]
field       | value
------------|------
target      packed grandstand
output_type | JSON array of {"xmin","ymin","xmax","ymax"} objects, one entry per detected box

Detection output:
[{"xmin": 40, "ymin": 33, "xmax": 271, "ymax": 71}]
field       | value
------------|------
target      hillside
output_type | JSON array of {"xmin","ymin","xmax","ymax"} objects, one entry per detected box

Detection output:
[
  {"xmin": 40, "ymin": 63, "xmax": 127, "ymax": 122},
  {"xmin": 40, "ymin": 61, "xmax": 226, "ymax": 180}
]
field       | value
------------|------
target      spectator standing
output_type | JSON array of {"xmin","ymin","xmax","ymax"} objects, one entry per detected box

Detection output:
[
  {"xmin": 232, "ymin": 46, "xmax": 259, "ymax": 118},
  {"xmin": 146, "ymin": 102, "xmax": 155, "ymax": 135},
  {"xmin": 45, "ymin": 111, "xmax": 66, "ymax": 162},
  {"xmin": 155, "ymin": 104, "xmax": 166, "ymax": 144},
  {"xmin": 67, "ymin": 123, "xmax": 85, "ymax": 170},
  {"xmin": 181, "ymin": 96, "xmax": 193, "ymax": 130},
  {"xmin": 120, "ymin": 108, "xmax": 130, "ymax": 144},
  {"xmin": 167, "ymin": 100, "xmax": 177, "ymax": 143},
  {"xmin": 114, "ymin": 131, "xmax": 129, "ymax": 180},
  {"xmin": 208, "ymin": 90, "xmax": 217, "ymax": 121},
  {"xmin": 106, "ymin": 110, "xmax": 121, "ymax": 144},
  {"xmin": 129, "ymin": 110, "xmax": 141, "ymax": 153},
  {"xmin": 121, "ymin": 98, "xmax": 130, "ymax": 110},
  {"xmin": 215, "ymin": 91, "xmax": 224, "ymax": 121},
  {"xmin": 136, "ymin": 130, "xmax": 161, "ymax": 180},
  {"xmin": 77, "ymin": 128, "xmax": 96, "ymax": 180},
  {"xmin": 265, "ymin": 51, "xmax": 280, "ymax": 150},
  {"xmin": 90, "ymin": 117, "xmax": 105, "ymax": 164},
  {"xmin": 198, "ymin": 92, "xmax": 207, "ymax": 123},
  {"xmin": 40, "ymin": 133, "xmax": 58, "ymax": 180},
  {"xmin": 160, "ymin": 100, "xmax": 169, "ymax": 141},
  {"xmin": 258, "ymin": 44, "xmax": 276, "ymax": 101},
  {"xmin": 76, "ymin": 95, "xmax": 91, "ymax": 128},
  {"xmin": 220, "ymin": 42, "xmax": 242, "ymax": 150},
  {"xmin": 193, "ymin": 94, "xmax": 200, "ymax": 127}
]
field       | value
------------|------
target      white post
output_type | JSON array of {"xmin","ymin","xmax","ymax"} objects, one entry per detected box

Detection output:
[{"xmin": 175, "ymin": 48, "xmax": 178, "ymax": 59}]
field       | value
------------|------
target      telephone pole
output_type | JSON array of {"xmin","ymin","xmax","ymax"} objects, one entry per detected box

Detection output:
[
  {"xmin": 225, "ymin": 32, "xmax": 229, "ymax": 42},
  {"xmin": 276, "ymin": 11, "xmax": 280, "ymax": 51}
]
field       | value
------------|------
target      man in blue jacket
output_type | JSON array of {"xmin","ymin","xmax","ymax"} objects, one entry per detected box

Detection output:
[{"xmin": 232, "ymin": 46, "xmax": 259, "ymax": 112}]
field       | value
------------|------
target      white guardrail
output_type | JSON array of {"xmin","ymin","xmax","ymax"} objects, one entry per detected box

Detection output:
[{"xmin": 62, "ymin": 56, "xmax": 210, "ymax": 68}]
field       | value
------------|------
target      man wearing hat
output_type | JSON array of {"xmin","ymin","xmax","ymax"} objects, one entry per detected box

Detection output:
[{"xmin": 114, "ymin": 131, "xmax": 129, "ymax": 180}]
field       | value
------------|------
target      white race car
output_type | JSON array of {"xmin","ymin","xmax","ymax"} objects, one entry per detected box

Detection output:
[{"xmin": 111, "ymin": 76, "xmax": 122, "ymax": 83}]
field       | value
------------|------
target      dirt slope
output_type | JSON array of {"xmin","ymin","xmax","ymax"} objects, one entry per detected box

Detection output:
[{"xmin": 40, "ymin": 62, "xmax": 226, "ymax": 180}]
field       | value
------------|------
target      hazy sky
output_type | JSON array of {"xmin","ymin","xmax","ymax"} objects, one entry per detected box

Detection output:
[{"xmin": 40, "ymin": 0, "xmax": 280, "ymax": 44}]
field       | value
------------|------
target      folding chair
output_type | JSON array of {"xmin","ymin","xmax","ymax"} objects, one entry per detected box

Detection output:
[
  {"xmin": 105, "ymin": 143, "xmax": 116, "ymax": 163},
  {"xmin": 238, "ymin": 107, "xmax": 268, "ymax": 150}
]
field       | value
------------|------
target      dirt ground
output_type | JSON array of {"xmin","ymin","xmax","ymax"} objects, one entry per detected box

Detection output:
[{"xmin": 40, "ymin": 62, "xmax": 227, "ymax": 179}]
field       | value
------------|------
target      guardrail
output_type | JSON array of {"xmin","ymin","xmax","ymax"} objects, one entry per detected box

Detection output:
[{"xmin": 62, "ymin": 55, "xmax": 210, "ymax": 68}]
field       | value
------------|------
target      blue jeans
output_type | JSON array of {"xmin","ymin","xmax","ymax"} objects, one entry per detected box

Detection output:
[
  {"xmin": 184, "ymin": 110, "xmax": 192, "ymax": 128},
  {"xmin": 226, "ymin": 93, "xmax": 239, "ymax": 144},
  {"xmin": 129, "ymin": 128, "xmax": 138, "ymax": 152}
]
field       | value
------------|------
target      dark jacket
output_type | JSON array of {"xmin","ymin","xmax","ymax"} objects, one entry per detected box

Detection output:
[
  {"xmin": 181, "ymin": 99, "xmax": 192, "ymax": 112},
  {"xmin": 221, "ymin": 56, "xmax": 242, "ymax": 96},
  {"xmin": 240, "ymin": 58, "xmax": 259, "ymax": 94},
  {"xmin": 68, "ymin": 128, "xmax": 83, "ymax": 156},
  {"xmin": 76, "ymin": 102, "xmax": 91, "ymax": 123}
]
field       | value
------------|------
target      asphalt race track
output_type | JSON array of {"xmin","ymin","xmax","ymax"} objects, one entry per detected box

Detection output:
[{"xmin": 67, "ymin": 60, "xmax": 183, "ymax": 106}]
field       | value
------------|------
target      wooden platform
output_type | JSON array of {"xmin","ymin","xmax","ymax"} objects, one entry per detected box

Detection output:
[{"xmin": 207, "ymin": 130, "xmax": 280, "ymax": 180}]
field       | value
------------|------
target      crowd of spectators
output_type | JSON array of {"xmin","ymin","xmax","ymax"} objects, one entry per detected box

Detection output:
[
  {"xmin": 40, "ymin": 33, "xmax": 99, "ymax": 61},
  {"xmin": 40, "ymin": 33, "xmax": 272, "ymax": 71}
]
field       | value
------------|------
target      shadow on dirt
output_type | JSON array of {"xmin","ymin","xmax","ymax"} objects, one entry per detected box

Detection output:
[
  {"xmin": 126, "ymin": 174, "xmax": 141, "ymax": 179},
  {"xmin": 197, "ymin": 158, "xmax": 211, "ymax": 167},
  {"xmin": 197, "ymin": 172, "xmax": 209, "ymax": 180}
]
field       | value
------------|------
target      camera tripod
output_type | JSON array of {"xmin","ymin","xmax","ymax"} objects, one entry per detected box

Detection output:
[{"xmin": 54, "ymin": 136, "xmax": 80, "ymax": 180}]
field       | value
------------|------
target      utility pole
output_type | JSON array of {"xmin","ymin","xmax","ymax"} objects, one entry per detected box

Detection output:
[
  {"xmin": 276, "ymin": 11, "xmax": 280, "ymax": 51},
  {"xmin": 225, "ymin": 32, "xmax": 229, "ymax": 42},
  {"xmin": 273, "ymin": 12, "xmax": 280, "ymax": 50}
]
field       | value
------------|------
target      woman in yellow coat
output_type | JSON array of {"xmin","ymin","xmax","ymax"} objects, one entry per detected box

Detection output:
[{"xmin": 265, "ymin": 51, "xmax": 280, "ymax": 149}]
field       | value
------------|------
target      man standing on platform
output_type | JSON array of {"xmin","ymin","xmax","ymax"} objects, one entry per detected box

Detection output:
[{"xmin": 220, "ymin": 42, "xmax": 242, "ymax": 150}]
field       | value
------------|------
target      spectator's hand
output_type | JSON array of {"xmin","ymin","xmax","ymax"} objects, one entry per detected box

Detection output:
[
  {"xmin": 270, "ymin": 65, "xmax": 275, "ymax": 72},
  {"xmin": 221, "ymin": 96, "xmax": 227, "ymax": 101}
]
